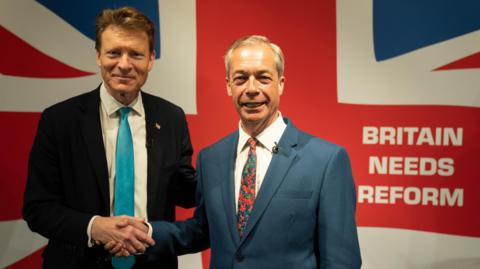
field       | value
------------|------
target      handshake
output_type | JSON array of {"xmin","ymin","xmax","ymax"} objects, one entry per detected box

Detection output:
[{"xmin": 91, "ymin": 216, "xmax": 155, "ymax": 256}]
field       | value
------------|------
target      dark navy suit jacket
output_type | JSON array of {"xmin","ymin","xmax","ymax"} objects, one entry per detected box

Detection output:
[{"xmin": 23, "ymin": 87, "xmax": 197, "ymax": 268}]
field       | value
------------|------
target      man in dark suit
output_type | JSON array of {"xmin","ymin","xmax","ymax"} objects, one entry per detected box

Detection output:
[
  {"xmin": 114, "ymin": 35, "xmax": 361, "ymax": 268},
  {"xmin": 22, "ymin": 7, "xmax": 196, "ymax": 269}
]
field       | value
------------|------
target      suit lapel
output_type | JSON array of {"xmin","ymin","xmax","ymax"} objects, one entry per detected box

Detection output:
[
  {"xmin": 81, "ymin": 88, "xmax": 110, "ymax": 213},
  {"xmin": 239, "ymin": 120, "xmax": 299, "ymax": 244},
  {"xmin": 220, "ymin": 133, "xmax": 242, "ymax": 245},
  {"xmin": 142, "ymin": 92, "xmax": 165, "ymax": 218}
]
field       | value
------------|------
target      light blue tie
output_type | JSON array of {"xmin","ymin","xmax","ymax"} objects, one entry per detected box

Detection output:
[{"xmin": 112, "ymin": 107, "xmax": 135, "ymax": 269}]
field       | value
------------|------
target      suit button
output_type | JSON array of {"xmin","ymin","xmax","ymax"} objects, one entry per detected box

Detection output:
[{"xmin": 235, "ymin": 253, "xmax": 244, "ymax": 262}]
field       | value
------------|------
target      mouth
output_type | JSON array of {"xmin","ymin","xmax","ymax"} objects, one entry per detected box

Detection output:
[
  {"xmin": 240, "ymin": 101, "xmax": 266, "ymax": 109},
  {"xmin": 112, "ymin": 74, "xmax": 135, "ymax": 80}
]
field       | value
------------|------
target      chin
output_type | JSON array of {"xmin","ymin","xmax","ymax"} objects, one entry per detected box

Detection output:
[
  {"xmin": 242, "ymin": 116, "xmax": 265, "ymax": 124},
  {"xmin": 114, "ymin": 86, "xmax": 137, "ymax": 93}
]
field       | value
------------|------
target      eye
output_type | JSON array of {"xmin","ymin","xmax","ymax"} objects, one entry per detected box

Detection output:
[
  {"xmin": 258, "ymin": 75, "xmax": 272, "ymax": 84},
  {"xmin": 233, "ymin": 76, "xmax": 247, "ymax": 85},
  {"xmin": 106, "ymin": 50, "xmax": 120, "ymax": 58},
  {"xmin": 130, "ymin": 51, "xmax": 145, "ymax": 59}
]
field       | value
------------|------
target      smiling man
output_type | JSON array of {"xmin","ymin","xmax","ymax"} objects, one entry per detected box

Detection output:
[
  {"xmin": 117, "ymin": 35, "xmax": 361, "ymax": 268},
  {"xmin": 23, "ymin": 7, "xmax": 197, "ymax": 269},
  {"xmin": 95, "ymin": 22, "xmax": 154, "ymax": 106},
  {"xmin": 226, "ymin": 38, "xmax": 284, "ymax": 138}
]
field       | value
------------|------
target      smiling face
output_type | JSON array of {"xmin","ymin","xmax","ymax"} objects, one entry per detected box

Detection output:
[
  {"xmin": 96, "ymin": 25, "xmax": 154, "ymax": 105},
  {"xmin": 226, "ymin": 43, "xmax": 285, "ymax": 136}
]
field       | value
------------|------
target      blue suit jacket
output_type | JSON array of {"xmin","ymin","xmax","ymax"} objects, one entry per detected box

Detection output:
[{"xmin": 151, "ymin": 119, "xmax": 361, "ymax": 268}]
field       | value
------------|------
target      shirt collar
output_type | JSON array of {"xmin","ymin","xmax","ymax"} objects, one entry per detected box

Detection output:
[
  {"xmin": 237, "ymin": 111, "xmax": 287, "ymax": 154},
  {"xmin": 100, "ymin": 82, "xmax": 144, "ymax": 117}
]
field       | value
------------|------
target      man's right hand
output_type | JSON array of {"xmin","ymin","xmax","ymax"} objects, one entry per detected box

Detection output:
[{"xmin": 91, "ymin": 216, "xmax": 155, "ymax": 255}]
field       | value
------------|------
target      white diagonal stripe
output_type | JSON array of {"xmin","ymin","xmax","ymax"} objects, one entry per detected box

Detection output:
[
  {"xmin": 336, "ymin": 0, "xmax": 480, "ymax": 107},
  {"xmin": 0, "ymin": 0, "xmax": 97, "ymax": 71},
  {"xmin": 0, "ymin": 220, "xmax": 47, "ymax": 268}
]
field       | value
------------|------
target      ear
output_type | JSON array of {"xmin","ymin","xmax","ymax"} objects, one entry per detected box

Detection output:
[
  {"xmin": 148, "ymin": 50, "xmax": 155, "ymax": 71},
  {"xmin": 278, "ymin": 76, "xmax": 285, "ymax": 95},
  {"xmin": 226, "ymin": 77, "xmax": 232, "ymax": 96},
  {"xmin": 95, "ymin": 50, "xmax": 101, "ymax": 67}
]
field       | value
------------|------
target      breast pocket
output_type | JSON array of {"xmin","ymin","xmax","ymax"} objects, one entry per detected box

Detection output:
[{"xmin": 274, "ymin": 190, "xmax": 313, "ymax": 199}]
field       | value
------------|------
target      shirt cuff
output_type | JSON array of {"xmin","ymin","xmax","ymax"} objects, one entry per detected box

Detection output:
[
  {"xmin": 145, "ymin": 220, "xmax": 152, "ymax": 238},
  {"xmin": 87, "ymin": 215, "xmax": 99, "ymax": 247}
]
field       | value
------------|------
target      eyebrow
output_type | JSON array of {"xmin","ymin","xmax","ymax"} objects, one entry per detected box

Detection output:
[{"xmin": 232, "ymin": 70, "xmax": 273, "ymax": 76}]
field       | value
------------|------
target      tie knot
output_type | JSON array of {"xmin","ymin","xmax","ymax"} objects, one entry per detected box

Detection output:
[
  {"xmin": 247, "ymin": 137, "xmax": 257, "ymax": 149},
  {"xmin": 119, "ymin": 107, "xmax": 132, "ymax": 117}
]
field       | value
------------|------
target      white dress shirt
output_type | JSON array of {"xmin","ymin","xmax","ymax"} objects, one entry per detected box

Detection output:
[
  {"xmin": 99, "ymin": 84, "xmax": 148, "ymax": 219},
  {"xmin": 87, "ymin": 83, "xmax": 150, "ymax": 245},
  {"xmin": 234, "ymin": 112, "xmax": 287, "ymax": 211}
]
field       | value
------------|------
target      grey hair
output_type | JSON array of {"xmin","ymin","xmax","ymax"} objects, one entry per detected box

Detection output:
[{"xmin": 224, "ymin": 35, "xmax": 285, "ymax": 78}]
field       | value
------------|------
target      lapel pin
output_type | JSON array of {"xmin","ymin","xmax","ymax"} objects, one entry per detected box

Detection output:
[{"xmin": 155, "ymin": 122, "xmax": 161, "ymax": 130}]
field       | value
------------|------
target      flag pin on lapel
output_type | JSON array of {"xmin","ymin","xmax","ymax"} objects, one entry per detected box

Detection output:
[{"xmin": 155, "ymin": 122, "xmax": 161, "ymax": 130}]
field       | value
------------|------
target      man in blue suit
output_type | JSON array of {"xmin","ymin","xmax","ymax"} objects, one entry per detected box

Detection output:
[{"xmin": 112, "ymin": 35, "xmax": 361, "ymax": 268}]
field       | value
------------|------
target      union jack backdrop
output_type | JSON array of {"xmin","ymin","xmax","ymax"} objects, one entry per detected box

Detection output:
[{"xmin": 1, "ymin": 0, "xmax": 479, "ymax": 268}]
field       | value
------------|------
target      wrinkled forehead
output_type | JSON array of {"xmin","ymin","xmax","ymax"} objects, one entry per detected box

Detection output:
[
  {"xmin": 100, "ymin": 26, "xmax": 150, "ymax": 48},
  {"xmin": 99, "ymin": 25, "xmax": 152, "ymax": 52},
  {"xmin": 230, "ymin": 44, "xmax": 278, "ymax": 74},
  {"xmin": 232, "ymin": 43, "xmax": 275, "ymax": 59}
]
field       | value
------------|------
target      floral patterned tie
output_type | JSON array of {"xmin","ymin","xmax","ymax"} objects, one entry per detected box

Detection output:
[{"xmin": 237, "ymin": 138, "xmax": 257, "ymax": 237}]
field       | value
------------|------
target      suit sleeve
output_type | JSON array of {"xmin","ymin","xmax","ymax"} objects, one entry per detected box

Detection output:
[
  {"xmin": 317, "ymin": 147, "xmax": 362, "ymax": 268},
  {"xmin": 22, "ymin": 108, "xmax": 92, "ymax": 245},
  {"xmin": 150, "ymin": 151, "xmax": 210, "ymax": 257},
  {"xmin": 173, "ymin": 111, "xmax": 197, "ymax": 208}
]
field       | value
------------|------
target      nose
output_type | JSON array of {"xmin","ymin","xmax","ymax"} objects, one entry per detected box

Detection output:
[
  {"xmin": 245, "ymin": 76, "xmax": 259, "ymax": 95},
  {"xmin": 117, "ymin": 53, "xmax": 132, "ymax": 71}
]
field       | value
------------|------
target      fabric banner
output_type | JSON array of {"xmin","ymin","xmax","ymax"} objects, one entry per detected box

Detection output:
[{"xmin": 1, "ymin": 0, "xmax": 478, "ymax": 268}]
